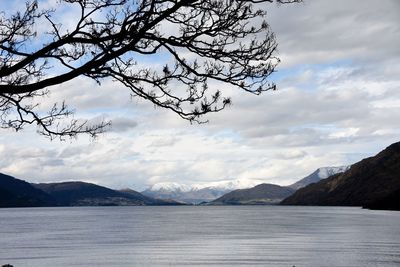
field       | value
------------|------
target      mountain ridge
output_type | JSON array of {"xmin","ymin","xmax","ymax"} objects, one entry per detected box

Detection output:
[
  {"xmin": 207, "ymin": 183, "xmax": 295, "ymax": 205},
  {"xmin": 143, "ymin": 166, "xmax": 352, "ymax": 204},
  {"xmin": 33, "ymin": 181, "xmax": 183, "ymax": 206},
  {"xmin": 0, "ymin": 173, "xmax": 184, "ymax": 207},
  {"xmin": 281, "ymin": 141, "xmax": 400, "ymax": 210},
  {"xmin": 0, "ymin": 173, "xmax": 56, "ymax": 207},
  {"xmin": 288, "ymin": 166, "xmax": 350, "ymax": 190},
  {"xmin": 142, "ymin": 179, "xmax": 263, "ymax": 204}
]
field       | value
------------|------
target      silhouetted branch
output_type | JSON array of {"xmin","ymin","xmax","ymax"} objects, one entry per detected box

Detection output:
[{"xmin": 0, "ymin": 0, "xmax": 300, "ymax": 138}]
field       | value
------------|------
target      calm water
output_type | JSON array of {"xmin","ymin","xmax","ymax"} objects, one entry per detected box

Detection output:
[{"xmin": 0, "ymin": 206, "xmax": 399, "ymax": 267}]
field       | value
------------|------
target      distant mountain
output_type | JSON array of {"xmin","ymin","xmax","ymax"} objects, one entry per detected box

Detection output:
[
  {"xmin": 119, "ymin": 188, "xmax": 184, "ymax": 205},
  {"xmin": 289, "ymin": 166, "xmax": 350, "ymax": 190},
  {"xmin": 142, "ymin": 185, "xmax": 229, "ymax": 204},
  {"xmin": 281, "ymin": 142, "xmax": 400, "ymax": 210},
  {"xmin": 208, "ymin": 183, "xmax": 295, "ymax": 205},
  {"xmin": 143, "ymin": 169, "xmax": 354, "ymax": 205},
  {"xmin": 202, "ymin": 166, "xmax": 351, "ymax": 205},
  {"xmin": 146, "ymin": 182, "xmax": 193, "ymax": 193},
  {"xmin": 197, "ymin": 179, "xmax": 265, "ymax": 192},
  {"xmin": 141, "ymin": 182, "xmax": 197, "ymax": 203},
  {"xmin": 0, "ymin": 173, "xmax": 55, "ymax": 207},
  {"xmin": 0, "ymin": 172, "xmax": 183, "ymax": 208},
  {"xmin": 33, "ymin": 182, "xmax": 179, "ymax": 206},
  {"xmin": 142, "ymin": 180, "xmax": 262, "ymax": 204}
]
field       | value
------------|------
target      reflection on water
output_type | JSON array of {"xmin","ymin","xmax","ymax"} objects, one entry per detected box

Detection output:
[{"xmin": 0, "ymin": 206, "xmax": 399, "ymax": 266}]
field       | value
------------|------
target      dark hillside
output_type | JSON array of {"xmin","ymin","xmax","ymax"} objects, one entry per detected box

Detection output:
[
  {"xmin": 281, "ymin": 142, "xmax": 400, "ymax": 210},
  {"xmin": 0, "ymin": 173, "xmax": 55, "ymax": 207}
]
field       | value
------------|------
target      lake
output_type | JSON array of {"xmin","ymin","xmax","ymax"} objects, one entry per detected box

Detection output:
[{"xmin": 0, "ymin": 206, "xmax": 399, "ymax": 266}]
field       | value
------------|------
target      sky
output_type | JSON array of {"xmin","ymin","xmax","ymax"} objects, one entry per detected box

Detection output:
[{"xmin": 0, "ymin": 0, "xmax": 399, "ymax": 191}]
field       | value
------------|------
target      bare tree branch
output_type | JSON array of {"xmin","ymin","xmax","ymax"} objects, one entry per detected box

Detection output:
[{"xmin": 0, "ymin": 0, "xmax": 300, "ymax": 139}]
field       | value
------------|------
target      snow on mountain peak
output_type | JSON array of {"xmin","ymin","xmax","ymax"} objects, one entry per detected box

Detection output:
[
  {"xmin": 150, "ymin": 182, "xmax": 193, "ymax": 192},
  {"xmin": 147, "ymin": 179, "xmax": 264, "ymax": 193},
  {"xmin": 197, "ymin": 179, "xmax": 262, "ymax": 191},
  {"xmin": 317, "ymin": 166, "xmax": 350, "ymax": 179}
]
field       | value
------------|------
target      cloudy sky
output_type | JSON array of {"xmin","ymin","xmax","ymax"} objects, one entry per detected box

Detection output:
[{"xmin": 1, "ymin": 0, "xmax": 399, "ymax": 191}]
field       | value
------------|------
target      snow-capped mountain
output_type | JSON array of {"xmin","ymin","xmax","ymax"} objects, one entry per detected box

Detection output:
[
  {"xmin": 194, "ymin": 179, "xmax": 262, "ymax": 191},
  {"xmin": 149, "ymin": 182, "xmax": 193, "ymax": 192},
  {"xmin": 289, "ymin": 166, "xmax": 350, "ymax": 190},
  {"xmin": 142, "ymin": 179, "xmax": 263, "ymax": 204},
  {"xmin": 316, "ymin": 166, "xmax": 350, "ymax": 179},
  {"xmin": 142, "ymin": 166, "xmax": 351, "ymax": 204}
]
